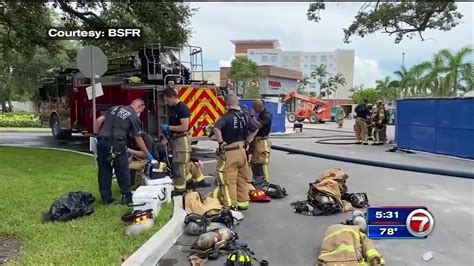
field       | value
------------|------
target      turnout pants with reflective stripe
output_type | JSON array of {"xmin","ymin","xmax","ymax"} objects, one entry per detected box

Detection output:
[
  {"xmin": 354, "ymin": 118, "xmax": 368, "ymax": 144},
  {"xmin": 186, "ymin": 161, "xmax": 205, "ymax": 182},
  {"xmin": 170, "ymin": 135, "xmax": 192, "ymax": 192},
  {"xmin": 214, "ymin": 141, "xmax": 251, "ymax": 209},
  {"xmin": 250, "ymin": 137, "xmax": 271, "ymax": 184}
]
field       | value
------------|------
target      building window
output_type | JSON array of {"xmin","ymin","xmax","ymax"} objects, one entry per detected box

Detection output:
[
  {"xmin": 305, "ymin": 65, "xmax": 308, "ymax": 68},
  {"xmin": 329, "ymin": 64, "xmax": 333, "ymax": 68},
  {"xmin": 310, "ymin": 56, "xmax": 317, "ymax": 62},
  {"xmin": 310, "ymin": 83, "xmax": 317, "ymax": 89},
  {"xmin": 262, "ymin": 56, "xmax": 268, "ymax": 62},
  {"xmin": 292, "ymin": 65, "xmax": 299, "ymax": 69},
  {"xmin": 271, "ymin": 55, "xmax": 277, "ymax": 62},
  {"xmin": 310, "ymin": 64, "xmax": 317, "ymax": 70},
  {"xmin": 283, "ymin": 56, "xmax": 289, "ymax": 62},
  {"xmin": 329, "ymin": 55, "xmax": 333, "ymax": 60},
  {"xmin": 305, "ymin": 56, "xmax": 309, "ymax": 60},
  {"xmin": 292, "ymin": 56, "xmax": 299, "ymax": 61},
  {"xmin": 320, "ymin": 55, "xmax": 327, "ymax": 62}
]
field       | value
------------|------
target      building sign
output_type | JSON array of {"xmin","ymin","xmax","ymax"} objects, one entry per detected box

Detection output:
[
  {"xmin": 268, "ymin": 80, "xmax": 282, "ymax": 88},
  {"xmin": 248, "ymin": 80, "xmax": 260, "ymax": 87},
  {"xmin": 249, "ymin": 51, "xmax": 279, "ymax": 57}
]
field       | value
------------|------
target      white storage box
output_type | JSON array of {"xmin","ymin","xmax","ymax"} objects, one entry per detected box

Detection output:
[
  {"xmin": 132, "ymin": 186, "xmax": 167, "ymax": 218},
  {"xmin": 144, "ymin": 176, "xmax": 174, "ymax": 203}
]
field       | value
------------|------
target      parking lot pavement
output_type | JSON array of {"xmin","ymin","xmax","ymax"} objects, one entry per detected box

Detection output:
[
  {"xmin": 270, "ymin": 129, "xmax": 474, "ymax": 174},
  {"xmin": 160, "ymin": 145, "xmax": 474, "ymax": 266}
]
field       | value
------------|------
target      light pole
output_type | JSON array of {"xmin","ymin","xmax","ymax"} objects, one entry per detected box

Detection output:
[{"xmin": 402, "ymin": 52, "xmax": 405, "ymax": 68}]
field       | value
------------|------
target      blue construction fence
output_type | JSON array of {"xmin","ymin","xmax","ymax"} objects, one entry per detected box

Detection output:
[
  {"xmin": 239, "ymin": 100, "xmax": 286, "ymax": 133},
  {"xmin": 395, "ymin": 97, "xmax": 474, "ymax": 159}
]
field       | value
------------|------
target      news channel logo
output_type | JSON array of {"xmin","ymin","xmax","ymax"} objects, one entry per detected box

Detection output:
[{"xmin": 406, "ymin": 208, "xmax": 435, "ymax": 238}]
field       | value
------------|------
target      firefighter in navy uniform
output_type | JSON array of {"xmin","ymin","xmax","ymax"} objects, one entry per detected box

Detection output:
[
  {"xmin": 211, "ymin": 94, "xmax": 258, "ymax": 210},
  {"xmin": 160, "ymin": 87, "xmax": 211, "ymax": 195},
  {"xmin": 95, "ymin": 99, "xmax": 154, "ymax": 204},
  {"xmin": 249, "ymin": 99, "xmax": 272, "ymax": 187},
  {"xmin": 354, "ymin": 99, "xmax": 370, "ymax": 145}
]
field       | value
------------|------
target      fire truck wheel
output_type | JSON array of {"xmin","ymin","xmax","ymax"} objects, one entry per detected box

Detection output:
[
  {"xmin": 309, "ymin": 114, "xmax": 319, "ymax": 124},
  {"xmin": 287, "ymin": 113, "xmax": 297, "ymax": 123},
  {"xmin": 296, "ymin": 118, "xmax": 305, "ymax": 122},
  {"xmin": 51, "ymin": 114, "xmax": 71, "ymax": 139}
]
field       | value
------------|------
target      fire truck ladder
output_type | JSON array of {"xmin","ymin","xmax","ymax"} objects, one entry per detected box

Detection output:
[
  {"xmin": 142, "ymin": 43, "xmax": 205, "ymax": 85},
  {"xmin": 185, "ymin": 45, "xmax": 205, "ymax": 84}
]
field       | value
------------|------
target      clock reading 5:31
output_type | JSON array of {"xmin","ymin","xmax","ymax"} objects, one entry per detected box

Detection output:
[{"xmin": 375, "ymin": 211, "xmax": 399, "ymax": 219}]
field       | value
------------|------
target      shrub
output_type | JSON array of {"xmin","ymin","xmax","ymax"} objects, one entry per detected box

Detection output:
[{"xmin": 0, "ymin": 114, "xmax": 41, "ymax": 128}]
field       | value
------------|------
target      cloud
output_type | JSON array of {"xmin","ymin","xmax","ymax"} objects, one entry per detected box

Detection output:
[
  {"xmin": 353, "ymin": 56, "xmax": 384, "ymax": 88},
  {"xmin": 189, "ymin": 2, "xmax": 473, "ymax": 74},
  {"xmin": 219, "ymin": 56, "xmax": 234, "ymax": 67}
]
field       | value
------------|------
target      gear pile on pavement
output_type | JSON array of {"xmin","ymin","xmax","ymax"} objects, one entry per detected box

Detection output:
[{"xmin": 291, "ymin": 168, "xmax": 369, "ymax": 216}]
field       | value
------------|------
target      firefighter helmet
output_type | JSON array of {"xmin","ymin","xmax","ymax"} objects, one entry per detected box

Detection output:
[
  {"xmin": 195, "ymin": 231, "xmax": 220, "ymax": 250},
  {"xmin": 350, "ymin": 193, "xmax": 369, "ymax": 208},
  {"xmin": 226, "ymin": 248, "xmax": 252, "ymax": 266},
  {"xmin": 261, "ymin": 183, "xmax": 288, "ymax": 199},
  {"xmin": 249, "ymin": 189, "xmax": 271, "ymax": 202}
]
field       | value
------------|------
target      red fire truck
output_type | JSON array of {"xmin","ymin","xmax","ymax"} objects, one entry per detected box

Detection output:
[{"xmin": 39, "ymin": 44, "xmax": 226, "ymax": 140}]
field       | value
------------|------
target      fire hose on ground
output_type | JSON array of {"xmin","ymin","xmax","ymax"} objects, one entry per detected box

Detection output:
[
  {"xmin": 270, "ymin": 145, "xmax": 474, "ymax": 179},
  {"xmin": 271, "ymin": 134, "xmax": 356, "ymax": 145}
]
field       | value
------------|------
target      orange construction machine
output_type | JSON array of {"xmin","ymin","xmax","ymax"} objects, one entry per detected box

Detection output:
[{"xmin": 284, "ymin": 91, "xmax": 330, "ymax": 123}]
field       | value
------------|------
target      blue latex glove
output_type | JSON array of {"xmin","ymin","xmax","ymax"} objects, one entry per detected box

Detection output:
[
  {"xmin": 160, "ymin": 124, "xmax": 169, "ymax": 134},
  {"xmin": 145, "ymin": 153, "xmax": 154, "ymax": 162}
]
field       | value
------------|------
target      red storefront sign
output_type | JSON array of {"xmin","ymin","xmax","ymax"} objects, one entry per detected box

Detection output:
[{"xmin": 268, "ymin": 80, "xmax": 281, "ymax": 88}]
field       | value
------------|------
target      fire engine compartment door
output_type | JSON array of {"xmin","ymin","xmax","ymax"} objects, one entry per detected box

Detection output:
[{"xmin": 192, "ymin": 87, "xmax": 220, "ymax": 137}]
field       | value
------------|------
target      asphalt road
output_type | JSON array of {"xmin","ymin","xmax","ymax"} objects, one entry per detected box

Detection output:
[
  {"xmin": 161, "ymin": 135, "xmax": 474, "ymax": 266},
  {"xmin": 2, "ymin": 130, "xmax": 473, "ymax": 265}
]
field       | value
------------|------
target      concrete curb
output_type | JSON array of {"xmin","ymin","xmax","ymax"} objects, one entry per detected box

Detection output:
[{"xmin": 122, "ymin": 196, "xmax": 186, "ymax": 266}]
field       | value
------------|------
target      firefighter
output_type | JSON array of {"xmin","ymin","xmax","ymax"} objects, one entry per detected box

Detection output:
[
  {"xmin": 354, "ymin": 99, "xmax": 370, "ymax": 145},
  {"xmin": 211, "ymin": 94, "xmax": 258, "ymax": 210},
  {"xmin": 366, "ymin": 103, "xmax": 374, "ymax": 141},
  {"xmin": 95, "ymin": 99, "xmax": 154, "ymax": 204},
  {"xmin": 337, "ymin": 105, "xmax": 345, "ymax": 128},
  {"xmin": 127, "ymin": 132, "xmax": 161, "ymax": 190},
  {"xmin": 249, "ymin": 99, "xmax": 272, "ymax": 187},
  {"xmin": 372, "ymin": 100, "xmax": 387, "ymax": 145},
  {"xmin": 160, "ymin": 87, "xmax": 211, "ymax": 195},
  {"xmin": 317, "ymin": 224, "xmax": 385, "ymax": 265}
]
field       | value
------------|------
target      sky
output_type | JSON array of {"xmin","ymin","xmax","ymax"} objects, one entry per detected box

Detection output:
[{"xmin": 188, "ymin": 2, "xmax": 473, "ymax": 88}]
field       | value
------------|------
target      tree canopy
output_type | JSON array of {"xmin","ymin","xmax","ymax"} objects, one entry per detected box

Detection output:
[
  {"xmin": 0, "ymin": 1, "xmax": 194, "ymax": 109},
  {"xmin": 375, "ymin": 45, "xmax": 473, "ymax": 98},
  {"xmin": 0, "ymin": 1, "xmax": 194, "ymax": 57},
  {"xmin": 228, "ymin": 57, "xmax": 265, "ymax": 97},
  {"xmin": 307, "ymin": 1, "xmax": 464, "ymax": 43},
  {"xmin": 350, "ymin": 87, "xmax": 382, "ymax": 104}
]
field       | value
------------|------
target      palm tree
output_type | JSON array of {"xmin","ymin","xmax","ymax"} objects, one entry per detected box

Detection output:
[
  {"xmin": 330, "ymin": 73, "xmax": 347, "ymax": 101},
  {"xmin": 375, "ymin": 76, "xmax": 399, "ymax": 101},
  {"xmin": 311, "ymin": 64, "xmax": 329, "ymax": 96},
  {"xmin": 414, "ymin": 52, "xmax": 449, "ymax": 97},
  {"xmin": 297, "ymin": 75, "xmax": 310, "ymax": 95},
  {"xmin": 394, "ymin": 66, "xmax": 411, "ymax": 98},
  {"xmin": 439, "ymin": 46, "xmax": 473, "ymax": 96},
  {"xmin": 459, "ymin": 63, "xmax": 473, "ymax": 93}
]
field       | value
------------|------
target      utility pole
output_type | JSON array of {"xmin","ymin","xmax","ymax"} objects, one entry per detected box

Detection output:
[{"xmin": 402, "ymin": 52, "xmax": 405, "ymax": 68}]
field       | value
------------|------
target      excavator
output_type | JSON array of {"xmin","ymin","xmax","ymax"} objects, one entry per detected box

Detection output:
[{"xmin": 283, "ymin": 91, "xmax": 331, "ymax": 124}]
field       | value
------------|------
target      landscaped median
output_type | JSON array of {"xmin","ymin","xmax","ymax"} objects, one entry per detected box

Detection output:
[{"xmin": 0, "ymin": 146, "xmax": 172, "ymax": 265}]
